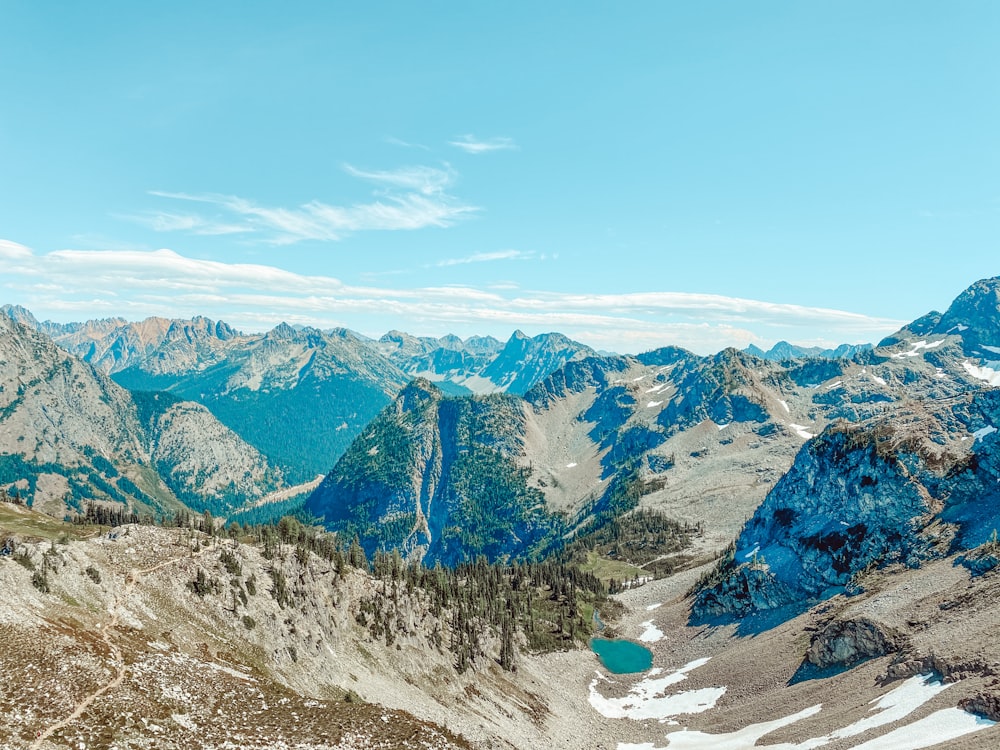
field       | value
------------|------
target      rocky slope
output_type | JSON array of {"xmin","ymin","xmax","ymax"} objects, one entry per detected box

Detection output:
[
  {"xmin": 0, "ymin": 506, "xmax": 475, "ymax": 749},
  {"xmin": 305, "ymin": 379, "xmax": 559, "ymax": 565},
  {"xmin": 0, "ymin": 314, "xmax": 283, "ymax": 519},
  {"xmin": 308, "ymin": 342, "xmax": 849, "ymax": 567},
  {"xmin": 744, "ymin": 340, "xmax": 873, "ymax": 361},
  {"xmin": 5, "ymin": 499, "xmax": 999, "ymax": 750},
  {"xmin": 113, "ymin": 324, "xmax": 410, "ymax": 482},
  {"xmin": 693, "ymin": 275, "xmax": 1000, "ymax": 622},
  {"xmin": 378, "ymin": 329, "xmax": 592, "ymax": 396}
]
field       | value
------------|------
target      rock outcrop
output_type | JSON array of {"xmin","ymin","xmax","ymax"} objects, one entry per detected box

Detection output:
[{"xmin": 806, "ymin": 616, "xmax": 909, "ymax": 668}]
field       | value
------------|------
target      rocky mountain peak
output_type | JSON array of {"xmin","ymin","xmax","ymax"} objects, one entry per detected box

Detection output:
[
  {"xmin": 397, "ymin": 377, "xmax": 444, "ymax": 413},
  {"xmin": 0, "ymin": 303, "xmax": 39, "ymax": 328},
  {"xmin": 266, "ymin": 321, "xmax": 299, "ymax": 340},
  {"xmin": 437, "ymin": 334, "xmax": 464, "ymax": 350},
  {"xmin": 934, "ymin": 276, "xmax": 1000, "ymax": 348}
]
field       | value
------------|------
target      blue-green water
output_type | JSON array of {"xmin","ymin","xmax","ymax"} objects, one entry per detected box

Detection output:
[{"xmin": 590, "ymin": 637, "xmax": 653, "ymax": 674}]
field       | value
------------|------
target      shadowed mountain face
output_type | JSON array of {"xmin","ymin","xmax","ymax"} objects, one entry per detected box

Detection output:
[
  {"xmin": 309, "ymin": 277, "xmax": 1000, "ymax": 582},
  {"xmin": 377, "ymin": 329, "xmax": 593, "ymax": 396},
  {"xmin": 693, "ymin": 276, "xmax": 1000, "ymax": 622},
  {"xmin": 12, "ymin": 311, "xmax": 596, "ymax": 483},
  {"xmin": 0, "ymin": 314, "xmax": 283, "ymax": 518},
  {"xmin": 108, "ymin": 323, "xmax": 410, "ymax": 483},
  {"xmin": 305, "ymin": 379, "xmax": 562, "ymax": 566}
]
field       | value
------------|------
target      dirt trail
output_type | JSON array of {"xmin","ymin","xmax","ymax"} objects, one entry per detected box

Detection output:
[{"xmin": 30, "ymin": 545, "xmax": 206, "ymax": 749}]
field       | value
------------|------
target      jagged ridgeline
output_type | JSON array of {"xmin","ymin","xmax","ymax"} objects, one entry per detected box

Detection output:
[
  {"xmin": 0, "ymin": 313, "xmax": 286, "ymax": 520},
  {"xmin": 306, "ymin": 379, "xmax": 564, "ymax": 565},
  {"xmin": 690, "ymin": 275, "xmax": 1000, "ymax": 624}
]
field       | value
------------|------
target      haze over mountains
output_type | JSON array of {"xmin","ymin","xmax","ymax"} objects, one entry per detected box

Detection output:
[{"xmin": 3, "ymin": 275, "xmax": 1000, "ymax": 749}]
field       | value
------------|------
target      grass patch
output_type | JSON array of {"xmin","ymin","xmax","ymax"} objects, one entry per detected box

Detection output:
[
  {"xmin": 0, "ymin": 502, "xmax": 91, "ymax": 542},
  {"xmin": 577, "ymin": 551, "xmax": 646, "ymax": 583}
]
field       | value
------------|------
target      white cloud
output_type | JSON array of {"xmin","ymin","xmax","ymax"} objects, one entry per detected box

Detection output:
[
  {"xmin": 449, "ymin": 135, "xmax": 518, "ymax": 154},
  {"xmin": 0, "ymin": 240, "xmax": 33, "ymax": 259},
  {"xmin": 0, "ymin": 241, "xmax": 904, "ymax": 355},
  {"xmin": 142, "ymin": 189, "xmax": 478, "ymax": 244},
  {"xmin": 384, "ymin": 136, "xmax": 430, "ymax": 151},
  {"xmin": 342, "ymin": 164, "xmax": 456, "ymax": 196},
  {"xmin": 435, "ymin": 250, "xmax": 533, "ymax": 267}
]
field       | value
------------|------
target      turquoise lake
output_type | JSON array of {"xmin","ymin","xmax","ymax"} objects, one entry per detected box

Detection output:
[{"xmin": 590, "ymin": 637, "xmax": 653, "ymax": 674}]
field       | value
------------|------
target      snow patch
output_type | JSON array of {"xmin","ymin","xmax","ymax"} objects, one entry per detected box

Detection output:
[
  {"xmin": 717, "ymin": 423, "xmax": 729, "ymax": 431},
  {"xmin": 847, "ymin": 708, "xmax": 995, "ymax": 750},
  {"xmin": 634, "ymin": 674, "xmax": 993, "ymax": 750},
  {"xmin": 206, "ymin": 661, "xmax": 257, "ymax": 682},
  {"xmin": 566, "ymin": 462, "xmax": 578, "ymax": 468},
  {"xmin": 963, "ymin": 360, "xmax": 1000, "ymax": 386},
  {"xmin": 871, "ymin": 374, "xmax": 887, "ymax": 385},
  {"xmin": 647, "ymin": 401, "xmax": 663, "ymax": 408},
  {"xmin": 646, "ymin": 603, "xmax": 662, "ymax": 611},
  {"xmin": 589, "ymin": 658, "xmax": 724, "ymax": 721},
  {"xmin": 973, "ymin": 426, "xmax": 997, "ymax": 441},
  {"xmin": 982, "ymin": 344, "xmax": 1000, "ymax": 355},
  {"xmin": 742, "ymin": 545, "xmax": 760, "ymax": 560},
  {"xmin": 892, "ymin": 339, "xmax": 944, "ymax": 359},
  {"xmin": 778, "ymin": 400, "xmax": 789, "ymax": 413},
  {"xmin": 638, "ymin": 621, "xmax": 664, "ymax": 643},
  {"xmin": 789, "ymin": 424, "xmax": 814, "ymax": 439}
]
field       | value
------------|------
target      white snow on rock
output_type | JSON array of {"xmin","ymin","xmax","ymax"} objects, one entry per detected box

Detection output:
[
  {"xmin": 565, "ymin": 462, "xmax": 578, "ymax": 468},
  {"xmin": 638, "ymin": 621, "xmax": 664, "ymax": 643},
  {"xmin": 963, "ymin": 360, "xmax": 1000, "ymax": 386},
  {"xmin": 778, "ymin": 400, "xmax": 789, "ymax": 413},
  {"xmin": 982, "ymin": 344, "xmax": 1000, "ymax": 355},
  {"xmin": 846, "ymin": 707, "xmax": 995, "ymax": 750},
  {"xmin": 647, "ymin": 401, "xmax": 663, "ymax": 408},
  {"xmin": 742, "ymin": 545, "xmax": 760, "ymax": 560},
  {"xmin": 646, "ymin": 603, "xmax": 662, "ymax": 611},
  {"xmin": 789, "ymin": 424, "xmax": 814, "ymax": 439},
  {"xmin": 717, "ymin": 423, "xmax": 729, "ymax": 431},
  {"xmin": 621, "ymin": 674, "xmax": 993, "ymax": 750},
  {"xmin": 871, "ymin": 374, "xmax": 887, "ymax": 385},
  {"xmin": 973, "ymin": 426, "xmax": 998, "ymax": 441},
  {"xmin": 893, "ymin": 340, "xmax": 945, "ymax": 359},
  {"xmin": 589, "ymin": 658, "xmax": 724, "ymax": 721}
]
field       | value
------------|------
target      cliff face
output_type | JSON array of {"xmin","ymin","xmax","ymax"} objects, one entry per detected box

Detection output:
[
  {"xmin": 0, "ymin": 315, "xmax": 284, "ymax": 519},
  {"xmin": 693, "ymin": 394, "xmax": 1000, "ymax": 622},
  {"xmin": 306, "ymin": 379, "xmax": 558, "ymax": 565},
  {"xmin": 691, "ymin": 276, "xmax": 1000, "ymax": 622}
]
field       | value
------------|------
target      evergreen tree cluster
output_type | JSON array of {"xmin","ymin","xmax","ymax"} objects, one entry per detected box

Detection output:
[{"xmin": 358, "ymin": 552, "xmax": 607, "ymax": 673}]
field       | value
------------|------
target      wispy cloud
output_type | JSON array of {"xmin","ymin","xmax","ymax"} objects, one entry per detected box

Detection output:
[
  {"xmin": 0, "ymin": 241, "xmax": 905, "ymax": 355},
  {"xmin": 129, "ymin": 160, "xmax": 477, "ymax": 244},
  {"xmin": 342, "ymin": 164, "xmax": 456, "ymax": 195},
  {"xmin": 137, "ymin": 185, "xmax": 477, "ymax": 245},
  {"xmin": 384, "ymin": 136, "xmax": 430, "ymax": 151},
  {"xmin": 449, "ymin": 135, "xmax": 518, "ymax": 154},
  {"xmin": 435, "ymin": 249, "xmax": 533, "ymax": 267}
]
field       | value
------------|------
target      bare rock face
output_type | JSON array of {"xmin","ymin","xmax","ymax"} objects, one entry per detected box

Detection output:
[
  {"xmin": 692, "ymin": 563, "xmax": 798, "ymax": 620},
  {"xmin": 807, "ymin": 617, "xmax": 909, "ymax": 668},
  {"xmin": 960, "ymin": 691, "xmax": 1000, "ymax": 721},
  {"xmin": 0, "ymin": 314, "xmax": 284, "ymax": 518}
]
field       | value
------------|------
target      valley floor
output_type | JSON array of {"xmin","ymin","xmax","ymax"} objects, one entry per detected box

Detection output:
[{"xmin": 3, "ymin": 509, "xmax": 1000, "ymax": 750}]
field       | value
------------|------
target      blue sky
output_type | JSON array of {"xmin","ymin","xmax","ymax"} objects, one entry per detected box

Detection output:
[{"xmin": 1, "ymin": 2, "xmax": 997, "ymax": 354}]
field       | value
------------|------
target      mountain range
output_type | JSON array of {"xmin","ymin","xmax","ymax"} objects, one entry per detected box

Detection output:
[{"xmin": 4, "ymin": 276, "xmax": 1000, "ymax": 748}]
